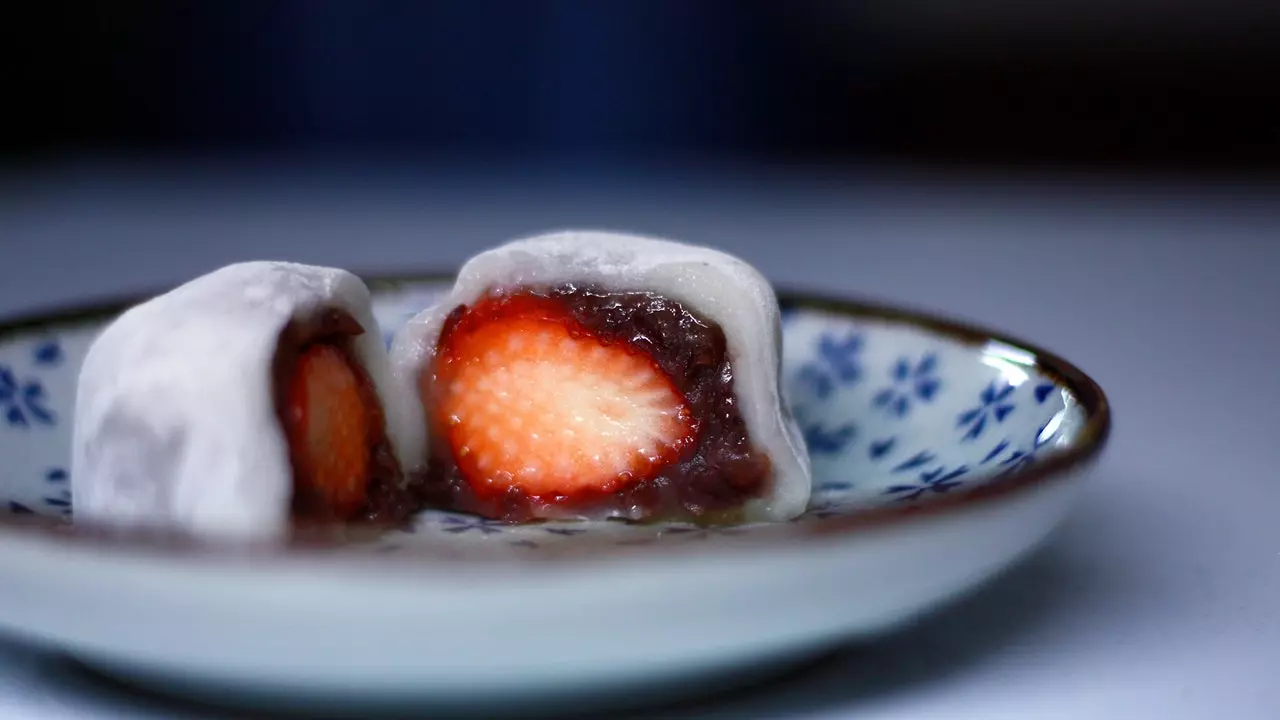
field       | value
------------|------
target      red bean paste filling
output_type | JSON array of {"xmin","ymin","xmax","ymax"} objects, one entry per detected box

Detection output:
[
  {"xmin": 422, "ymin": 284, "xmax": 773, "ymax": 523},
  {"xmin": 273, "ymin": 309, "xmax": 426, "ymax": 527}
]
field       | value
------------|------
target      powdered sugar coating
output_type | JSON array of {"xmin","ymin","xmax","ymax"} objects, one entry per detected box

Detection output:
[
  {"xmin": 71, "ymin": 261, "xmax": 407, "ymax": 541},
  {"xmin": 389, "ymin": 230, "xmax": 812, "ymax": 522}
]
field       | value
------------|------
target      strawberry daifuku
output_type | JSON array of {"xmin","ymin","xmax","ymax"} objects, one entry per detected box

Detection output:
[
  {"xmin": 71, "ymin": 261, "xmax": 426, "ymax": 541},
  {"xmin": 390, "ymin": 231, "xmax": 812, "ymax": 524}
]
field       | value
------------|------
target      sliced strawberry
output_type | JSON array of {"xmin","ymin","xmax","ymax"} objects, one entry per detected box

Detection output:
[
  {"xmin": 284, "ymin": 343, "xmax": 372, "ymax": 519},
  {"xmin": 429, "ymin": 293, "xmax": 698, "ymax": 500}
]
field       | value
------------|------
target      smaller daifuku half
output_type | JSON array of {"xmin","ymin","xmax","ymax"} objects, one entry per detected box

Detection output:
[{"xmin": 71, "ymin": 261, "xmax": 419, "ymax": 541}]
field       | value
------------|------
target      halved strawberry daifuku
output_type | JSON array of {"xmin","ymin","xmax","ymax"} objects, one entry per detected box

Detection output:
[
  {"xmin": 389, "ymin": 233, "xmax": 811, "ymax": 526},
  {"xmin": 428, "ymin": 293, "xmax": 699, "ymax": 499},
  {"xmin": 284, "ymin": 343, "xmax": 374, "ymax": 519}
]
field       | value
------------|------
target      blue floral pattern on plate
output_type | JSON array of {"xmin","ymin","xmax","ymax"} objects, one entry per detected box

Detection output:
[{"xmin": 0, "ymin": 280, "xmax": 1087, "ymax": 554}]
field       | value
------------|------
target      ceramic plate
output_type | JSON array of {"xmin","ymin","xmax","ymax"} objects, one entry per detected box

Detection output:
[{"xmin": 0, "ymin": 275, "xmax": 1110, "ymax": 716}]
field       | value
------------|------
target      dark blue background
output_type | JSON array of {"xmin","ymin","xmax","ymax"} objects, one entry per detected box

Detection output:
[{"xmin": 7, "ymin": 1, "xmax": 1279, "ymax": 171}]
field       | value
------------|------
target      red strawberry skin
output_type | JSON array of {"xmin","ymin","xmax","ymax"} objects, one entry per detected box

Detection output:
[{"xmin": 427, "ymin": 293, "xmax": 699, "ymax": 510}]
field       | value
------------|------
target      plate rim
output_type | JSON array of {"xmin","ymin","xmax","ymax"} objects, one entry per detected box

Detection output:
[{"xmin": 0, "ymin": 269, "xmax": 1112, "ymax": 563}]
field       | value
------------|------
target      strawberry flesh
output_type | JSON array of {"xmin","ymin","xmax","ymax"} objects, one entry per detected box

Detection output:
[
  {"xmin": 429, "ymin": 293, "xmax": 699, "ymax": 503},
  {"xmin": 284, "ymin": 343, "xmax": 374, "ymax": 520},
  {"xmin": 274, "ymin": 310, "xmax": 427, "ymax": 529}
]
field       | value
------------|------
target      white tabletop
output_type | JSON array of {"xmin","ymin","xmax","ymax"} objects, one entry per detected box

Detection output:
[{"xmin": 1, "ymin": 162, "xmax": 1276, "ymax": 719}]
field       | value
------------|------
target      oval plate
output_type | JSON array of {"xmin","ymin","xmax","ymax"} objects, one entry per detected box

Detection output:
[{"xmin": 0, "ymin": 275, "xmax": 1110, "ymax": 716}]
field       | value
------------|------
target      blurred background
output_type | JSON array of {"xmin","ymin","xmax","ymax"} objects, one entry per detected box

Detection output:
[
  {"xmin": 7, "ymin": 0, "xmax": 1280, "ymax": 173},
  {"xmin": 4, "ymin": 0, "xmax": 1277, "ymax": 331}
]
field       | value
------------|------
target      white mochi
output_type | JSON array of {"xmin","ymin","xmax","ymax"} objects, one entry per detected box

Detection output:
[
  {"xmin": 389, "ymin": 230, "xmax": 812, "ymax": 522},
  {"xmin": 71, "ymin": 261, "xmax": 409, "ymax": 541}
]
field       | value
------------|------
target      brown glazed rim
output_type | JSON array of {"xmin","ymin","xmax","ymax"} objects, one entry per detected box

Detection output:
[{"xmin": 0, "ymin": 271, "xmax": 1112, "ymax": 565}]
